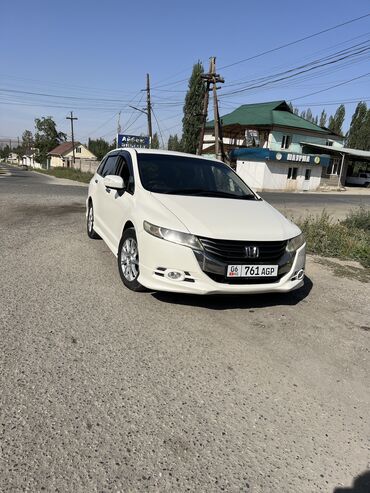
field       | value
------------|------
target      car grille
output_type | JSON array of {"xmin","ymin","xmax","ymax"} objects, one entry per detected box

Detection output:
[
  {"xmin": 205, "ymin": 272, "xmax": 287, "ymax": 284},
  {"xmin": 198, "ymin": 237, "xmax": 287, "ymax": 264}
]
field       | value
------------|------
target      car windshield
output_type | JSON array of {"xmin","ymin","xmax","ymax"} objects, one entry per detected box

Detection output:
[{"xmin": 137, "ymin": 154, "xmax": 257, "ymax": 199}]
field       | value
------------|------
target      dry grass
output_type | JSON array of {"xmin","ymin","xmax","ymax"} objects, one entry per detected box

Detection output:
[
  {"xmin": 35, "ymin": 167, "xmax": 93, "ymax": 183},
  {"xmin": 297, "ymin": 208, "xmax": 370, "ymax": 269}
]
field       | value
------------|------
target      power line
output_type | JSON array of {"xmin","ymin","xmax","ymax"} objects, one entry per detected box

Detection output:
[
  {"xmin": 0, "ymin": 87, "xmax": 138, "ymax": 104},
  {"xmin": 151, "ymin": 108, "xmax": 165, "ymax": 148},
  {"xmin": 147, "ymin": 14, "xmax": 370, "ymax": 92},
  {"xmin": 291, "ymin": 72, "xmax": 370, "ymax": 101},
  {"xmin": 222, "ymin": 39, "xmax": 370, "ymax": 90},
  {"xmin": 219, "ymin": 43, "xmax": 370, "ymax": 97},
  {"xmin": 219, "ymin": 13, "xmax": 370, "ymax": 70},
  {"xmin": 293, "ymin": 98, "xmax": 370, "ymax": 107}
]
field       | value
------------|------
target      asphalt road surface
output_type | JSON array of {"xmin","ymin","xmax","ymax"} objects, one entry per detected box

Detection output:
[{"xmin": 1, "ymin": 165, "xmax": 370, "ymax": 492}]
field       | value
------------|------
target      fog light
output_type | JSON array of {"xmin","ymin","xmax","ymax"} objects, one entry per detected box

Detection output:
[
  {"xmin": 164, "ymin": 269, "xmax": 185, "ymax": 281},
  {"xmin": 297, "ymin": 269, "xmax": 305, "ymax": 280}
]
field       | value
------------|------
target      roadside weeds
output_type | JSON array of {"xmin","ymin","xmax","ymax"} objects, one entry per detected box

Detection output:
[{"xmin": 34, "ymin": 167, "xmax": 93, "ymax": 183}]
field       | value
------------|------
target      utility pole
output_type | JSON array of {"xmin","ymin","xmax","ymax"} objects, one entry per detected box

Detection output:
[
  {"xmin": 117, "ymin": 111, "xmax": 122, "ymax": 135},
  {"xmin": 146, "ymin": 73, "xmax": 153, "ymax": 144},
  {"xmin": 116, "ymin": 111, "xmax": 122, "ymax": 149},
  {"xmin": 66, "ymin": 111, "xmax": 78, "ymax": 166},
  {"xmin": 197, "ymin": 60, "xmax": 211, "ymax": 156},
  {"xmin": 197, "ymin": 57, "xmax": 225, "ymax": 161}
]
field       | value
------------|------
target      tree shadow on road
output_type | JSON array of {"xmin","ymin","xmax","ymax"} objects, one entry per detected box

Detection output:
[
  {"xmin": 152, "ymin": 276, "xmax": 313, "ymax": 310},
  {"xmin": 333, "ymin": 471, "xmax": 370, "ymax": 492}
]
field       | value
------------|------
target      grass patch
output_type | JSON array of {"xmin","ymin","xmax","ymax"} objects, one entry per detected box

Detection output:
[
  {"xmin": 297, "ymin": 208, "xmax": 370, "ymax": 269},
  {"xmin": 35, "ymin": 167, "xmax": 93, "ymax": 183}
]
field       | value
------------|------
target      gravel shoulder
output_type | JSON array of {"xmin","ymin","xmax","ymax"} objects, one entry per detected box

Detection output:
[{"xmin": 0, "ymin": 172, "xmax": 369, "ymax": 492}]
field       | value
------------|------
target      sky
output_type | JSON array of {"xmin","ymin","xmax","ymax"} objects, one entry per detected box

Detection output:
[{"xmin": 0, "ymin": 0, "xmax": 369, "ymax": 146}]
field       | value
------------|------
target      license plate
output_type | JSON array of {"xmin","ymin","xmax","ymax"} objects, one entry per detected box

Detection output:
[{"xmin": 227, "ymin": 265, "xmax": 278, "ymax": 278}]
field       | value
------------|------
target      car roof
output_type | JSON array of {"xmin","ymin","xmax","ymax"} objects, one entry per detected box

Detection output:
[{"xmin": 111, "ymin": 147, "xmax": 223, "ymax": 163}]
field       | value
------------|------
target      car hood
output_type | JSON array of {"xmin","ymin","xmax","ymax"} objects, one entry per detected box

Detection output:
[{"xmin": 151, "ymin": 193, "xmax": 300, "ymax": 241}]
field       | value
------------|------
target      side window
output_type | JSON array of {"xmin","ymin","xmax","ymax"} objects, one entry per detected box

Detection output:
[
  {"xmin": 96, "ymin": 157, "xmax": 106, "ymax": 176},
  {"xmin": 118, "ymin": 157, "xmax": 135, "ymax": 194},
  {"xmin": 282, "ymin": 135, "xmax": 291, "ymax": 149},
  {"xmin": 101, "ymin": 155, "xmax": 120, "ymax": 177},
  {"xmin": 287, "ymin": 167, "xmax": 298, "ymax": 180}
]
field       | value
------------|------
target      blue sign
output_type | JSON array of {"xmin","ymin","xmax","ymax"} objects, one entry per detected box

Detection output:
[
  {"xmin": 229, "ymin": 147, "xmax": 331, "ymax": 167},
  {"xmin": 117, "ymin": 134, "xmax": 150, "ymax": 148}
]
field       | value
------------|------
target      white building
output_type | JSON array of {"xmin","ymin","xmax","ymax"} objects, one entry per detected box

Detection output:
[
  {"xmin": 203, "ymin": 101, "xmax": 344, "ymax": 191},
  {"xmin": 22, "ymin": 150, "xmax": 41, "ymax": 168},
  {"xmin": 47, "ymin": 142, "xmax": 96, "ymax": 168}
]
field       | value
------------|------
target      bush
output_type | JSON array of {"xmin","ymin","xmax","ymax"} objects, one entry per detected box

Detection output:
[
  {"xmin": 342, "ymin": 207, "xmax": 370, "ymax": 232},
  {"xmin": 298, "ymin": 209, "xmax": 370, "ymax": 268}
]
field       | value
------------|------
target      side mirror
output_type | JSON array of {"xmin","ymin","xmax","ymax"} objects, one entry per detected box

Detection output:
[{"xmin": 103, "ymin": 175, "xmax": 125, "ymax": 190}]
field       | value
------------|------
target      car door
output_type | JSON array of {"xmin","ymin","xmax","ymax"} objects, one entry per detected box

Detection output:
[
  {"xmin": 93, "ymin": 154, "xmax": 121, "ymax": 240},
  {"xmin": 102, "ymin": 152, "xmax": 136, "ymax": 253}
]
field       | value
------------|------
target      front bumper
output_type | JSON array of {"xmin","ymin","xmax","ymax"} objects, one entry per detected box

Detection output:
[{"xmin": 137, "ymin": 230, "xmax": 306, "ymax": 295}]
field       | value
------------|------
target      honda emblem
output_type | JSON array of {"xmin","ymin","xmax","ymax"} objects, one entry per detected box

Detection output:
[{"xmin": 245, "ymin": 246, "xmax": 259, "ymax": 258}]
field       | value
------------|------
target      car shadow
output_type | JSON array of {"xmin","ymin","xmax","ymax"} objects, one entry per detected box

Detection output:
[
  {"xmin": 333, "ymin": 470, "xmax": 370, "ymax": 492},
  {"xmin": 151, "ymin": 275, "xmax": 313, "ymax": 310}
]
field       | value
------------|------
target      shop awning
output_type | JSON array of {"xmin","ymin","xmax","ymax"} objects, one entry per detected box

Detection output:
[{"xmin": 301, "ymin": 143, "xmax": 370, "ymax": 161}]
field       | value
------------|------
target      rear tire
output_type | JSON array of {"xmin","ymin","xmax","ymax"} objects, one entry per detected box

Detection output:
[
  {"xmin": 118, "ymin": 228, "xmax": 146, "ymax": 292},
  {"xmin": 87, "ymin": 202, "xmax": 100, "ymax": 239}
]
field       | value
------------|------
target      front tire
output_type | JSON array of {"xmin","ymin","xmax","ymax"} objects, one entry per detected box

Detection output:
[
  {"xmin": 87, "ymin": 202, "xmax": 100, "ymax": 239},
  {"xmin": 118, "ymin": 228, "xmax": 146, "ymax": 292}
]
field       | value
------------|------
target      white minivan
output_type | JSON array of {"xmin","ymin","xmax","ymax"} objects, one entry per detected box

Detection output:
[{"xmin": 87, "ymin": 149, "xmax": 306, "ymax": 295}]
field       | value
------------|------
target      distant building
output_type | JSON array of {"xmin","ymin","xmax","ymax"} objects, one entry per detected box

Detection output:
[
  {"xmin": 203, "ymin": 101, "xmax": 346, "ymax": 191},
  {"xmin": 47, "ymin": 142, "xmax": 96, "ymax": 168},
  {"xmin": 22, "ymin": 149, "xmax": 41, "ymax": 168},
  {"xmin": 7, "ymin": 152, "xmax": 20, "ymax": 165}
]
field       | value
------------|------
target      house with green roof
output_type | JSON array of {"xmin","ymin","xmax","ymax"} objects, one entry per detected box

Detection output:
[{"xmin": 204, "ymin": 100, "xmax": 344, "ymax": 191}]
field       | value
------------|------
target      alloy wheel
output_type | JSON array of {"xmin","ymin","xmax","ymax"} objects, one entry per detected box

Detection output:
[
  {"xmin": 120, "ymin": 238, "xmax": 139, "ymax": 281},
  {"xmin": 88, "ymin": 206, "xmax": 94, "ymax": 233}
]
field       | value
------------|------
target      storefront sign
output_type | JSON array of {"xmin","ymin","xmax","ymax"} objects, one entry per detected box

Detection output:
[
  {"xmin": 229, "ymin": 147, "xmax": 330, "ymax": 167},
  {"xmin": 275, "ymin": 152, "xmax": 315, "ymax": 163},
  {"xmin": 117, "ymin": 134, "xmax": 150, "ymax": 148}
]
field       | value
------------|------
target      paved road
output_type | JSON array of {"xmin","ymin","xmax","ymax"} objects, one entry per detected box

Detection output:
[
  {"xmin": 260, "ymin": 190, "xmax": 370, "ymax": 221},
  {"xmin": 1, "ymin": 165, "xmax": 370, "ymax": 492}
]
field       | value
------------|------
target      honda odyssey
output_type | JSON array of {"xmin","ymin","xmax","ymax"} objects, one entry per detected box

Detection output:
[{"xmin": 86, "ymin": 149, "xmax": 306, "ymax": 294}]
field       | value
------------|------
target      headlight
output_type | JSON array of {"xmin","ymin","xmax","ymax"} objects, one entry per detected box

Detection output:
[
  {"xmin": 143, "ymin": 221, "xmax": 203, "ymax": 250},
  {"xmin": 286, "ymin": 233, "xmax": 305, "ymax": 253}
]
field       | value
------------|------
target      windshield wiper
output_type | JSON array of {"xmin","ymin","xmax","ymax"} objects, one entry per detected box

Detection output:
[
  {"xmin": 160, "ymin": 188, "xmax": 207, "ymax": 195},
  {"xmin": 157, "ymin": 189, "xmax": 256, "ymax": 199},
  {"xmin": 190, "ymin": 190, "xmax": 256, "ymax": 200}
]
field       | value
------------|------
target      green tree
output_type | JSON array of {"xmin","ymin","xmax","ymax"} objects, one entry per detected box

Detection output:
[
  {"xmin": 346, "ymin": 102, "xmax": 368, "ymax": 150},
  {"xmin": 328, "ymin": 105, "xmax": 345, "ymax": 135},
  {"xmin": 16, "ymin": 130, "xmax": 34, "ymax": 158},
  {"xmin": 151, "ymin": 132, "xmax": 160, "ymax": 149},
  {"xmin": 168, "ymin": 134, "xmax": 183, "ymax": 151},
  {"xmin": 88, "ymin": 137, "xmax": 111, "ymax": 160},
  {"xmin": 34, "ymin": 117, "xmax": 66, "ymax": 164},
  {"xmin": 0, "ymin": 144, "xmax": 10, "ymax": 160},
  {"xmin": 182, "ymin": 61, "xmax": 206, "ymax": 154},
  {"xmin": 305, "ymin": 108, "xmax": 313, "ymax": 122},
  {"xmin": 319, "ymin": 109, "xmax": 327, "ymax": 127}
]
